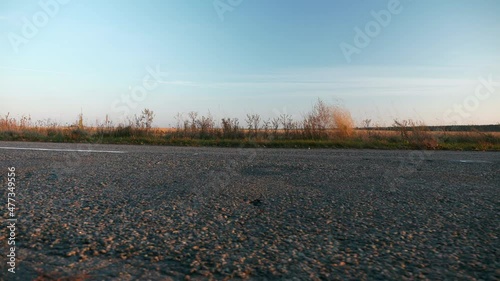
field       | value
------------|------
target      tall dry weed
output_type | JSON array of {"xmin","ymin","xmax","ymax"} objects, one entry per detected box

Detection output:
[{"xmin": 332, "ymin": 106, "xmax": 355, "ymax": 138}]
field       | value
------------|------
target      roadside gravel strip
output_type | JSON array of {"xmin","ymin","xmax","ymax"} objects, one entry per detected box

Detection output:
[{"xmin": 0, "ymin": 141, "xmax": 498, "ymax": 280}]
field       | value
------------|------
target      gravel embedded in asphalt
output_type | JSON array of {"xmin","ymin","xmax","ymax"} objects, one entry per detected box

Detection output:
[{"xmin": 0, "ymin": 141, "xmax": 498, "ymax": 280}]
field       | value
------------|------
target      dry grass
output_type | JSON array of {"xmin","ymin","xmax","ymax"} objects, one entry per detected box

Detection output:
[
  {"xmin": 332, "ymin": 106, "xmax": 355, "ymax": 138},
  {"xmin": 1, "ymin": 101, "xmax": 499, "ymax": 150}
]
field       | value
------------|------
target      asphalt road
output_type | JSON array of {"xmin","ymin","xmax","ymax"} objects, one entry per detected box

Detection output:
[{"xmin": 0, "ymin": 141, "xmax": 498, "ymax": 280}]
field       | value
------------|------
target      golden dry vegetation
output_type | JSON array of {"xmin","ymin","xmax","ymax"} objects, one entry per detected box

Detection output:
[{"xmin": 1, "ymin": 101, "xmax": 499, "ymax": 150}]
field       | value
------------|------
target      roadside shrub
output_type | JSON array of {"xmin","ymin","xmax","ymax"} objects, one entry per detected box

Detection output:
[
  {"xmin": 0, "ymin": 130, "xmax": 17, "ymax": 140},
  {"xmin": 46, "ymin": 128, "xmax": 59, "ymax": 137},
  {"xmin": 393, "ymin": 119, "xmax": 437, "ymax": 149},
  {"xmin": 332, "ymin": 106, "xmax": 355, "ymax": 138},
  {"xmin": 245, "ymin": 114, "xmax": 261, "ymax": 139},
  {"xmin": 70, "ymin": 128, "xmax": 89, "ymax": 140},
  {"xmin": 221, "ymin": 118, "xmax": 244, "ymax": 139},
  {"xmin": 21, "ymin": 130, "xmax": 45, "ymax": 141},
  {"xmin": 113, "ymin": 126, "xmax": 135, "ymax": 138},
  {"xmin": 302, "ymin": 99, "xmax": 333, "ymax": 140},
  {"xmin": 134, "ymin": 108, "xmax": 155, "ymax": 129}
]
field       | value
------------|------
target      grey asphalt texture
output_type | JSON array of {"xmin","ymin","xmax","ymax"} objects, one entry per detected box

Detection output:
[{"xmin": 0, "ymin": 141, "xmax": 498, "ymax": 280}]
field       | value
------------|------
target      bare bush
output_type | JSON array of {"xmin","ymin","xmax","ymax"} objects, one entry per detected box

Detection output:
[
  {"xmin": 314, "ymin": 99, "xmax": 334, "ymax": 129},
  {"xmin": 245, "ymin": 114, "xmax": 261, "ymax": 138},
  {"xmin": 302, "ymin": 99, "xmax": 355, "ymax": 139},
  {"xmin": 188, "ymin": 111, "xmax": 198, "ymax": 132},
  {"xmin": 221, "ymin": 118, "xmax": 242, "ymax": 139},
  {"xmin": 393, "ymin": 119, "xmax": 437, "ymax": 149},
  {"xmin": 196, "ymin": 113, "xmax": 215, "ymax": 139},
  {"xmin": 135, "ymin": 108, "xmax": 155, "ymax": 129},
  {"xmin": 280, "ymin": 114, "xmax": 294, "ymax": 139},
  {"xmin": 262, "ymin": 118, "xmax": 271, "ymax": 139}
]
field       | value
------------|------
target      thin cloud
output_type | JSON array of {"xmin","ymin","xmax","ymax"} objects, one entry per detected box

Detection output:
[
  {"xmin": 0, "ymin": 66, "xmax": 70, "ymax": 75},
  {"xmin": 157, "ymin": 80, "xmax": 195, "ymax": 86}
]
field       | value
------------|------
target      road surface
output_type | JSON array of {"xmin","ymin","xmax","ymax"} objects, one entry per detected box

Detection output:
[{"xmin": 0, "ymin": 141, "xmax": 498, "ymax": 280}]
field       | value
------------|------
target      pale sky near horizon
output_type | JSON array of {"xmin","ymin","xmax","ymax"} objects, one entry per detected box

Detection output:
[{"xmin": 1, "ymin": 0, "xmax": 499, "ymax": 127}]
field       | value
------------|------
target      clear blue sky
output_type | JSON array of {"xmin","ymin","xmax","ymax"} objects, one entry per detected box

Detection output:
[{"xmin": 1, "ymin": 0, "xmax": 499, "ymax": 127}]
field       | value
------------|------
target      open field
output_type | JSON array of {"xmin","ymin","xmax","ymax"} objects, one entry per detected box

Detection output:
[
  {"xmin": 1, "ymin": 125, "xmax": 500, "ymax": 151},
  {"xmin": 2, "ymin": 101, "xmax": 499, "ymax": 151},
  {"xmin": 0, "ymin": 141, "xmax": 498, "ymax": 280}
]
